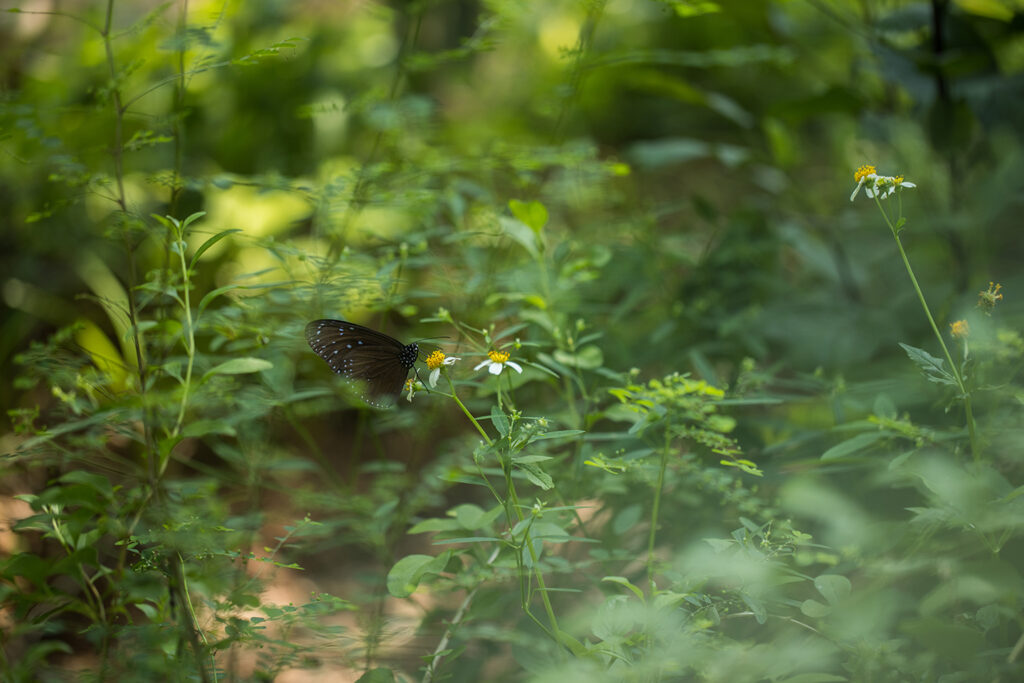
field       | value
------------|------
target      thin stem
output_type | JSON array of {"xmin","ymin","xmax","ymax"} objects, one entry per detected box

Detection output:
[
  {"xmin": 647, "ymin": 421, "xmax": 671, "ymax": 592},
  {"xmin": 171, "ymin": 228, "xmax": 196, "ymax": 446},
  {"xmin": 444, "ymin": 374, "xmax": 564, "ymax": 653},
  {"xmin": 446, "ymin": 374, "xmax": 492, "ymax": 445},
  {"xmin": 876, "ymin": 197, "xmax": 980, "ymax": 461},
  {"xmin": 174, "ymin": 552, "xmax": 214, "ymax": 683},
  {"xmin": 422, "ymin": 547, "xmax": 500, "ymax": 683}
]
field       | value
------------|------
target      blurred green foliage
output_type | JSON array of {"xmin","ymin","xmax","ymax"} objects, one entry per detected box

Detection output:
[{"xmin": 2, "ymin": 0, "xmax": 1023, "ymax": 680}]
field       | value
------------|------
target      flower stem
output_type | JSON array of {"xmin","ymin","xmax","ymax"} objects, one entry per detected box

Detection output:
[
  {"xmin": 446, "ymin": 375, "xmax": 492, "ymax": 445},
  {"xmin": 877, "ymin": 198, "xmax": 980, "ymax": 461},
  {"xmin": 445, "ymin": 375, "xmax": 564, "ymax": 652}
]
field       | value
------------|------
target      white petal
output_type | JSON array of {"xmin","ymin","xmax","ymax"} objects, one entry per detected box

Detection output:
[
  {"xmin": 474, "ymin": 360, "xmax": 489, "ymax": 371},
  {"xmin": 506, "ymin": 361, "xmax": 523, "ymax": 374},
  {"xmin": 850, "ymin": 178, "xmax": 866, "ymax": 201},
  {"xmin": 488, "ymin": 363, "xmax": 503, "ymax": 375},
  {"xmin": 429, "ymin": 368, "xmax": 441, "ymax": 388},
  {"xmin": 900, "ymin": 181, "xmax": 916, "ymax": 188},
  {"xmin": 443, "ymin": 356, "xmax": 461, "ymax": 365}
]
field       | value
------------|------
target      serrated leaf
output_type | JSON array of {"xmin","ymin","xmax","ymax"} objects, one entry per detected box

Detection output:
[
  {"xmin": 899, "ymin": 343, "xmax": 956, "ymax": 386},
  {"xmin": 517, "ymin": 462, "xmax": 554, "ymax": 490},
  {"xmin": 491, "ymin": 406, "xmax": 509, "ymax": 437}
]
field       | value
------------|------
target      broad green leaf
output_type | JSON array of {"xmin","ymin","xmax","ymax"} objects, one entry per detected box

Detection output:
[
  {"xmin": 386, "ymin": 552, "xmax": 451, "ymax": 598},
  {"xmin": 58, "ymin": 470, "xmax": 114, "ymax": 498},
  {"xmin": 356, "ymin": 668, "xmax": 396, "ymax": 683},
  {"xmin": 814, "ymin": 574, "xmax": 851, "ymax": 605},
  {"xmin": 182, "ymin": 420, "xmax": 238, "ymax": 439},
  {"xmin": 508, "ymin": 199, "xmax": 549, "ymax": 233},
  {"xmin": 453, "ymin": 503, "xmax": 487, "ymax": 529},
  {"xmin": 202, "ymin": 357, "xmax": 273, "ymax": 381},
  {"xmin": 602, "ymin": 576, "xmax": 645, "ymax": 602},
  {"xmin": 499, "ymin": 215, "xmax": 538, "ymax": 256}
]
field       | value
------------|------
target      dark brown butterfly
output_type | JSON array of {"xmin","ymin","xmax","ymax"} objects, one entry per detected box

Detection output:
[{"xmin": 305, "ymin": 319, "xmax": 419, "ymax": 407}]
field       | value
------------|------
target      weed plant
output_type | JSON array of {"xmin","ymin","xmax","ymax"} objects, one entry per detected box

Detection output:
[{"xmin": 2, "ymin": 2, "xmax": 1023, "ymax": 682}]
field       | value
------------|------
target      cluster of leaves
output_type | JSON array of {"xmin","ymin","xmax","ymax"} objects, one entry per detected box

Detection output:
[{"xmin": 2, "ymin": 1, "xmax": 1024, "ymax": 682}]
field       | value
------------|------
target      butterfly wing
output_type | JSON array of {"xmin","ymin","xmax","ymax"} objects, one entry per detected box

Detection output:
[{"xmin": 305, "ymin": 319, "xmax": 419, "ymax": 407}]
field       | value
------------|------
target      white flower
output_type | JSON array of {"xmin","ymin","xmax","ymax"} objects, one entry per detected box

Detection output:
[
  {"xmin": 850, "ymin": 164, "xmax": 916, "ymax": 201},
  {"xmin": 425, "ymin": 350, "xmax": 460, "ymax": 388},
  {"xmin": 474, "ymin": 350, "xmax": 523, "ymax": 375},
  {"xmin": 404, "ymin": 378, "xmax": 417, "ymax": 402}
]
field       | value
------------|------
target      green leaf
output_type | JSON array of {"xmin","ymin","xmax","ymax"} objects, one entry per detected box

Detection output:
[
  {"xmin": 197, "ymin": 283, "xmax": 243, "ymax": 317},
  {"xmin": 777, "ymin": 674, "xmax": 848, "ymax": 683},
  {"xmin": 491, "ymin": 406, "xmax": 509, "ymax": 437},
  {"xmin": 182, "ymin": 419, "xmax": 238, "ymax": 439},
  {"xmin": 202, "ymin": 357, "xmax": 273, "ymax": 381},
  {"xmin": 356, "ymin": 668, "xmax": 396, "ymax": 683},
  {"xmin": 508, "ymin": 199, "xmax": 549, "ymax": 233},
  {"xmin": 898, "ymin": 343, "xmax": 956, "ymax": 386},
  {"xmin": 452, "ymin": 503, "xmax": 487, "ymax": 529},
  {"xmin": 529, "ymin": 429, "xmax": 585, "ymax": 441},
  {"xmin": 431, "ymin": 536, "xmax": 501, "ymax": 544},
  {"xmin": 58, "ymin": 470, "xmax": 114, "ymax": 499},
  {"xmin": 553, "ymin": 346, "xmax": 604, "ymax": 370},
  {"xmin": 740, "ymin": 592, "xmax": 767, "ymax": 624},
  {"xmin": 602, "ymin": 576, "xmax": 645, "ymax": 602},
  {"xmin": 517, "ymin": 462, "xmax": 554, "ymax": 490},
  {"xmin": 386, "ymin": 552, "xmax": 452, "ymax": 598},
  {"xmin": 820, "ymin": 431, "xmax": 886, "ymax": 461},
  {"xmin": 511, "ymin": 455, "xmax": 553, "ymax": 464},
  {"xmin": 190, "ymin": 228, "xmax": 241, "ymax": 271},
  {"xmin": 499, "ymin": 215, "xmax": 539, "ymax": 256},
  {"xmin": 814, "ymin": 574, "xmax": 851, "ymax": 604},
  {"xmin": 408, "ymin": 518, "xmax": 460, "ymax": 534},
  {"xmin": 555, "ymin": 629, "xmax": 589, "ymax": 657}
]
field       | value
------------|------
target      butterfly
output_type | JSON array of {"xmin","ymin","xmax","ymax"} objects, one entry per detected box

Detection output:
[{"xmin": 305, "ymin": 319, "xmax": 420, "ymax": 407}]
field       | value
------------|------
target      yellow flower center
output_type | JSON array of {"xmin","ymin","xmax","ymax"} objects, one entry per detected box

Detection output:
[
  {"xmin": 488, "ymin": 350, "xmax": 510, "ymax": 364},
  {"xmin": 854, "ymin": 164, "xmax": 876, "ymax": 182},
  {"xmin": 426, "ymin": 350, "xmax": 446, "ymax": 370},
  {"xmin": 893, "ymin": 175, "xmax": 904, "ymax": 185},
  {"xmin": 950, "ymin": 320, "xmax": 970, "ymax": 339}
]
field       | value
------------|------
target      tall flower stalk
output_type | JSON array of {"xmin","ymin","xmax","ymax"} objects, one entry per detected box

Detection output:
[{"xmin": 851, "ymin": 165, "xmax": 979, "ymax": 461}]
